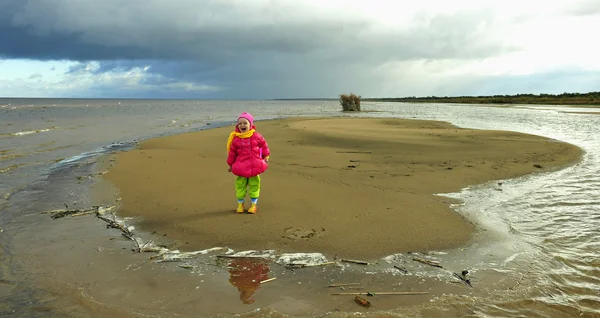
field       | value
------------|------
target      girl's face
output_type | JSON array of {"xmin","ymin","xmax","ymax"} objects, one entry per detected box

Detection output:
[{"xmin": 237, "ymin": 118, "xmax": 250, "ymax": 132}]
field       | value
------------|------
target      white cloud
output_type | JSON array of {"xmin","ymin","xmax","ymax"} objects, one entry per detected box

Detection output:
[{"xmin": 0, "ymin": 60, "xmax": 222, "ymax": 98}]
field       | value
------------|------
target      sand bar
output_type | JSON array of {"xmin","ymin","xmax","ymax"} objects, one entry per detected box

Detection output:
[{"xmin": 103, "ymin": 117, "xmax": 582, "ymax": 259}]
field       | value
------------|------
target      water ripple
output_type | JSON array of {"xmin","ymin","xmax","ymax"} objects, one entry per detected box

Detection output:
[{"xmin": 2, "ymin": 100, "xmax": 600, "ymax": 317}]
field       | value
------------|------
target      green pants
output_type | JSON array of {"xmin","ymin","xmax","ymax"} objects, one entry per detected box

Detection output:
[{"xmin": 235, "ymin": 175, "xmax": 261, "ymax": 200}]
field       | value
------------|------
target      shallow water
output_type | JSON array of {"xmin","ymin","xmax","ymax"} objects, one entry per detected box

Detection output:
[{"xmin": 1, "ymin": 98, "xmax": 599, "ymax": 317}]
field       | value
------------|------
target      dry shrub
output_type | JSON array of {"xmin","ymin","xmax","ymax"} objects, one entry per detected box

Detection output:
[{"xmin": 339, "ymin": 93, "xmax": 361, "ymax": 111}]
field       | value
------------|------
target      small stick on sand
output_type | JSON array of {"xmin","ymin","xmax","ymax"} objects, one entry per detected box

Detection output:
[
  {"xmin": 327, "ymin": 283, "xmax": 360, "ymax": 287},
  {"xmin": 394, "ymin": 265, "xmax": 408, "ymax": 273},
  {"xmin": 341, "ymin": 259, "xmax": 369, "ymax": 265},
  {"xmin": 260, "ymin": 277, "xmax": 277, "ymax": 284},
  {"xmin": 287, "ymin": 261, "xmax": 336, "ymax": 268},
  {"xmin": 70, "ymin": 211, "xmax": 96, "ymax": 217},
  {"xmin": 305, "ymin": 261, "xmax": 336, "ymax": 267},
  {"xmin": 412, "ymin": 257, "xmax": 443, "ymax": 268},
  {"xmin": 47, "ymin": 208, "xmax": 96, "ymax": 219},
  {"xmin": 331, "ymin": 291, "xmax": 427, "ymax": 296}
]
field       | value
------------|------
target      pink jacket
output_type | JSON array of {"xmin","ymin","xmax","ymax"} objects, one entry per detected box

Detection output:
[{"xmin": 227, "ymin": 127, "xmax": 270, "ymax": 178}]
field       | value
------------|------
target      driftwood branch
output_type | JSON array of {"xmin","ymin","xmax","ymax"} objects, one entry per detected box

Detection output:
[
  {"xmin": 327, "ymin": 283, "xmax": 360, "ymax": 287},
  {"xmin": 286, "ymin": 261, "xmax": 336, "ymax": 269},
  {"xmin": 46, "ymin": 207, "xmax": 97, "ymax": 219},
  {"xmin": 70, "ymin": 211, "xmax": 97, "ymax": 217},
  {"xmin": 44, "ymin": 204, "xmax": 231, "ymax": 263},
  {"xmin": 394, "ymin": 265, "xmax": 408, "ymax": 273},
  {"xmin": 413, "ymin": 257, "xmax": 443, "ymax": 268},
  {"xmin": 44, "ymin": 205, "xmax": 154, "ymax": 253},
  {"xmin": 331, "ymin": 291, "xmax": 427, "ymax": 296},
  {"xmin": 341, "ymin": 259, "xmax": 369, "ymax": 265},
  {"xmin": 259, "ymin": 277, "xmax": 277, "ymax": 284},
  {"xmin": 96, "ymin": 212, "xmax": 134, "ymax": 240}
]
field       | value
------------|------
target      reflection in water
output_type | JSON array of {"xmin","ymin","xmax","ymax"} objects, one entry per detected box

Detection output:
[{"xmin": 228, "ymin": 258, "xmax": 270, "ymax": 304}]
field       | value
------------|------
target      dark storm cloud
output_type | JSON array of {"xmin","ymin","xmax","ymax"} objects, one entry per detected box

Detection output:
[
  {"xmin": 0, "ymin": 0, "xmax": 517, "ymax": 98},
  {"xmin": 1, "ymin": 1, "xmax": 507, "ymax": 61},
  {"xmin": 1, "ymin": 0, "xmax": 371, "ymax": 61}
]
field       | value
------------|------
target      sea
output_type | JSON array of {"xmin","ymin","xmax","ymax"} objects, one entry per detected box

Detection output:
[{"xmin": 0, "ymin": 98, "xmax": 598, "ymax": 317}]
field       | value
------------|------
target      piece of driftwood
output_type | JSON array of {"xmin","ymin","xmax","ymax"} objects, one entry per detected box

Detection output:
[
  {"xmin": 453, "ymin": 272, "xmax": 473, "ymax": 287},
  {"xmin": 327, "ymin": 283, "xmax": 360, "ymax": 287},
  {"xmin": 336, "ymin": 151, "xmax": 372, "ymax": 154},
  {"xmin": 45, "ymin": 205, "xmax": 207, "ymax": 260},
  {"xmin": 332, "ymin": 291, "xmax": 428, "ymax": 296},
  {"xmin": 260, "ymin": 277, "xmax": 277, "ymax": 284},
  {"xmin": 46, "ymin": 207, "xmax": 97, "ymax": 219},
  {"xmin": 70, "ymin": 210, "xmax": 97, "ymax": 217},
  {"xmin": 394, "ymin": 265, "xmax": 408, "ymax": 273},
  {"xmin": 287, "ymin": 261, "xmax": 335, "ymax": 269},
  {"xmin": 355, "ymin": 296, "xmax": 371, "ymax": 307},
  {"xmin": 136, "ymin": 240, "xmax": 164, "ymax": 253},
  {"xmin": 45, "ymin": 204, "xmax": 139, "ymax": 241},
  {"xmin": 96, "ymin": 213, "xmax": 134, "ymax": 239},
  {"xmin": 45, "ymin": 205, "xmax": 151, "ymax": 254},
  {"xmin": 412, "ymin": 257, "xmax": 443, "ymax": 268},
  {"xmin": 94, "ymin": 206, "xmax": 145, "ymax": 253},
  {"xmin": 95, "ymin": 206, "xmax": 141, "ymax": 246},
  {"xmin": 341, "ymin": 259, "xmax": 369, "ymax": 265}
]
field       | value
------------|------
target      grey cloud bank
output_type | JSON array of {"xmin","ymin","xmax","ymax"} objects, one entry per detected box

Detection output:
[{"xmin": 0, "ymin": 0, "xmax": 598, "ymax": 99}]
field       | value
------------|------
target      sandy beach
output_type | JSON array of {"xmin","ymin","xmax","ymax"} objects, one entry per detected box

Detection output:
[{"xmin": 102, "ymin": 117, "xmax": 582, "ymax": 260}]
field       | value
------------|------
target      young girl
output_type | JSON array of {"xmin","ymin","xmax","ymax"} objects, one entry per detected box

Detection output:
[{"xmin": 226, "ymin": 112, "xmax": 270, "ymax": 214}]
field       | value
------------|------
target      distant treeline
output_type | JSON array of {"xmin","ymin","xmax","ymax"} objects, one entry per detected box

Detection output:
[{"xmin": 363, "ymin": 91, "xmax": 600, "ymax": 106}]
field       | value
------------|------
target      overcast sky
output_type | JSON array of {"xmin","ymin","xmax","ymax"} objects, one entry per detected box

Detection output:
[{"xmin": 1, "ymin": 0, "xmax": 599, "ymax": 99}]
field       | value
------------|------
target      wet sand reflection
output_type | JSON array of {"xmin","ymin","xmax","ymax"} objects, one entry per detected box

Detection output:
[{"xmin": 227, "ymin": 258, "xmax": 271, "ymax": 304}]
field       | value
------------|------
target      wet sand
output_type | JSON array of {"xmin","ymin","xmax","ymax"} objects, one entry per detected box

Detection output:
[{"xmin": 103, "ymin": 117, "xmax": 582, "ymax": 260}]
